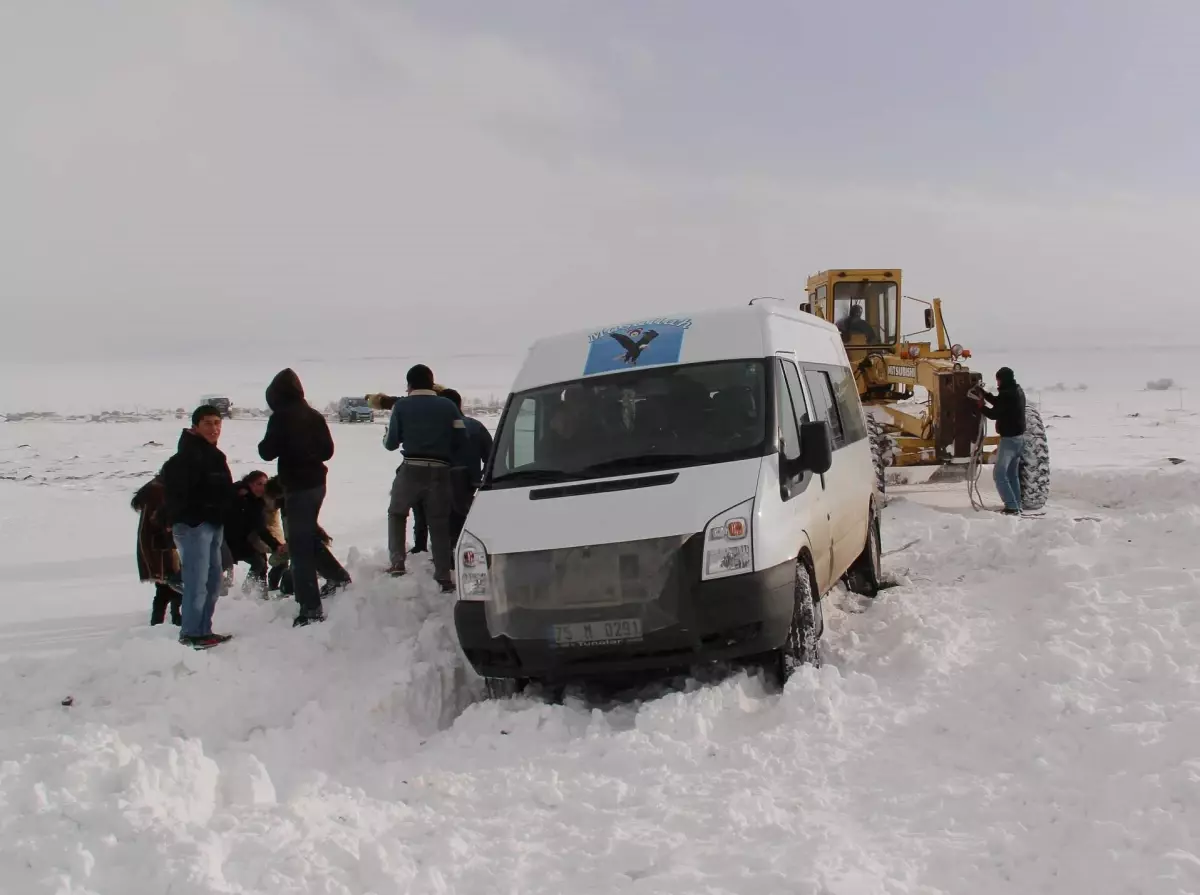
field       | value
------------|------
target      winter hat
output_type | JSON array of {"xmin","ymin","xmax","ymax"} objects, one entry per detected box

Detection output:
[{"xmin": 996, "ymin": 367, "xmax": 1016, "ymax": 386}]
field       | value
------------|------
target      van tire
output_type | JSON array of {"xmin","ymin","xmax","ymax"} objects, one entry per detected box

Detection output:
[
  {"xmin": 483, "ymin": 677, "xmax": 528, "ymax": 699},
  {"xmin": 844, "ymin": 506, "xmax": 882, "ymax": 597},
  {"xmin": 764, "ymin": 558, "xmax": 821, "ymax": 686},
  {"xmin": 1020, "ymin": 406, "xmax": 1050, "ymax": 512}
]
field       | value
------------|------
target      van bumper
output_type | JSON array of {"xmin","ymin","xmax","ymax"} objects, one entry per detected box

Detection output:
[{"xmin": 453, "ymin": 560, "xmax": 795, "ymax": 682}]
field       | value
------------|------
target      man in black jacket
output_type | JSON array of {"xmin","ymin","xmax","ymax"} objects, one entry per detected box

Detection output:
[
  {"xmin": 978, "ymin": 366, "xmax": 1028, "ymax": 514},
  {"xmin": 259, "ymin": 368, "xmax": 336, "ymax": 626},
  {"xmin": 162, "ymin": 405, "xmax": 235, "ymax": 648}
]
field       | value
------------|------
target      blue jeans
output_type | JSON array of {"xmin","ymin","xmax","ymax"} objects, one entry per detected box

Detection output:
[
  {"xmin": 173, "ymin": 523, "xmax": 224, "ymax": 638},
  {"xmin": 994, "ymin": 436, "xmax": 1025, "ymax": 511}
]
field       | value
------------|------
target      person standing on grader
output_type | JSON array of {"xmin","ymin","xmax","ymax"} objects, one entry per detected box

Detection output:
[
  {"xmin": 383, "ymin": 364, "xmax": 466, "ymax": 591},
  {"xmin": 161, "ymin": 405, "xmax": 235, "ymax": 648},
  {"xmin": 259, "ymin": 368, "xmax": 337, "ymax": 626},
  {"xmin": 977, "ymin": 366, "xmax": 1028, "ymax": 515}
]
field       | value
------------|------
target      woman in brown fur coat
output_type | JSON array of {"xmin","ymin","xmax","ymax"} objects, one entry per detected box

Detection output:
[{"xmin": 132, "ymin": 475, "xmax": 183, "ymax": 626}]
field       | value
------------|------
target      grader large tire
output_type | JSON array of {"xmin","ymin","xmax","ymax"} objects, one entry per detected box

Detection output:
[
  {"xmin": 1020, "ymin": 406, "xmax": 1050, "ymax": 512},
  {"xmin": 867, "ymin": 415, "xmax": 894, "ymax": 503}
]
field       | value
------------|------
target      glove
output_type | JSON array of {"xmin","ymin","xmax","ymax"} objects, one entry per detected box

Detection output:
[{"xmin": 365, "ymin": 393, "xmax": 398, "ymax": 411}]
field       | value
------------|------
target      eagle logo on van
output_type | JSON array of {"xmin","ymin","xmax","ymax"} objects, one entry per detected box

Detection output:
[
  {"xmin": 583, "ymin": 317, "xmax": 691, "ymax": 376},
  {"xmin": 610, "ymin": 329, "xmax": 659, "ymax": 365}
]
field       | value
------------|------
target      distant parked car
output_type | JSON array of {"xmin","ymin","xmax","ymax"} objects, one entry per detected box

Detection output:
[
  {"xmin": 337, "ymin": 396, "xmax": 374, "ymax": 423},
  {"xmin": 200, "ymin": 395, "xmax": 233, "ymax": 418}
]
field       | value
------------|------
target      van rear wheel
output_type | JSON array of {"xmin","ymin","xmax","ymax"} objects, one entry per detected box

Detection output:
[{"xmin": 845, "ymin": 506, "xmax": 882, "ymax": 597}]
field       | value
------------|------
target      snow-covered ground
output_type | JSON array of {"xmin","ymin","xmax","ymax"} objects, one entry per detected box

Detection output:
[{"xmin": 2, "ymin": 372, "xmax": 1199, "ymax": 893}]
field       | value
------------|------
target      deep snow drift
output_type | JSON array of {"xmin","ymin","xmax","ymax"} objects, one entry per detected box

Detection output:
[{"xmin": 1, "ymin": 386, "xmax": 1199, "ymax": 894}]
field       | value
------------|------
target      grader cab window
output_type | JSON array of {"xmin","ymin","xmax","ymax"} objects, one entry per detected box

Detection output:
[{"xmin": 833, "ymin": 281, "xmax": 897, "ymax": 346}]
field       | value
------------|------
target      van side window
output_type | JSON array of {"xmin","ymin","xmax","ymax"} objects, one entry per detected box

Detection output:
[
  {"xmin": 804, "ymin": 369, "xmax": 845, "ymax": 448},
  {"xmin": 830, "ymin": 367, "xmax": 867, "ymax": 444},
  {"xmin": 775, "ymin": 359, "xmax": 802, "ymax": 464},
  {"xmin": 511, "ymin": 397, "xmax": 538, "ymax": 467},
  {"xmin": 781, "ymin": 359, "xmax": 810, "ymax": 425}
]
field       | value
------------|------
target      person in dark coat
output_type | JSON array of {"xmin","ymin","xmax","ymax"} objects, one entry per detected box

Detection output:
[
  {"xmin": 132, "ymin": 475, "xmax": 182, "ymax": 626},
  {"xmin": 225, "ymin": 471, "xmax": 280, "ymax": 591},
  {"xmin": 978, "ymin": 366, "xmax": 1028, "ymax": 514},
  {"xmin": 161, "ymin": 405, "xmax": 235, "ymax": 647},
  {"xmin": 258, "ymin": 368, "xmax": 336, "ymax": 626},
  {"xmin": 440, "ymin": 388, "xmax": 494, "ymax": 548},
  {"xmin": 382, "ymin": 365, "xmax": 466, "ymax": 589}
]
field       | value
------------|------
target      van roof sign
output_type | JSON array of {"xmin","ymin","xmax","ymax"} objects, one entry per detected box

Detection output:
[{"xmin": 583, "ymin": 317, "xmax": 693, "ymax": 376}]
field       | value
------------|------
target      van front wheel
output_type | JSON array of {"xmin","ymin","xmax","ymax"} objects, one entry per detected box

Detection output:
[{"xmin": 763, "ymin": 558, "xmax": 821, "ymax": 687}]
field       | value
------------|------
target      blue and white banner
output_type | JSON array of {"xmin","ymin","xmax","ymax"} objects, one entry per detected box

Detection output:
[{"xmin": 583, "ymin": 317, "xmax": 692, "ymax": 376}]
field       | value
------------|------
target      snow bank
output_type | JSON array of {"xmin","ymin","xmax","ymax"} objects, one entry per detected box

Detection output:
[
  {"xmin": 0, "ymin": 558, "xmax": 480, "ymax": 893},
  {"xmin": 1054, "ymin": 465, "xmax": 1200, "ymax": 510}
]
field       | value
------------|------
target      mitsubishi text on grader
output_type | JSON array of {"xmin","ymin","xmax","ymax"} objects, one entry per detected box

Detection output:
[{"xmin": 801, "ymin": 268, "xmax": 1049, "ymax": 511}]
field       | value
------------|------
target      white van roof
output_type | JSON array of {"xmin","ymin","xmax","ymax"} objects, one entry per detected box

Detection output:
[{"xmin": 511, "ymin": 301, "xmax": 846, "ymax": 392}]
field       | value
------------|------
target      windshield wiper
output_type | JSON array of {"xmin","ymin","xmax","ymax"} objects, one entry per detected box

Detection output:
[
  {"xmin": 488, "ymin": 468, "xmax": 585, "ymax": 486},
  {"xmin": 575, "ymin": 453, "xmax": 706, "ymax": 476}
]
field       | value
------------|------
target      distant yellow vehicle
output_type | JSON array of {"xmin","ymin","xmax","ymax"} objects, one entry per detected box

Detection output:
[{"xmin": 802, "ymin": 268, "xmax": 1048, "ymax": 509}]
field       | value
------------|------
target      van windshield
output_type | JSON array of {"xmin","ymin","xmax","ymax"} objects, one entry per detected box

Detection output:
[{"xmin": 488, "ymin": 359, "xmax": 769, "ymax": 487}]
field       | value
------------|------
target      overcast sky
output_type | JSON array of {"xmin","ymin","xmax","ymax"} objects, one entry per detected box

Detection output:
[{"xmin": 3, "ymin": 0, "xmax": 1199, "ymax": 362}]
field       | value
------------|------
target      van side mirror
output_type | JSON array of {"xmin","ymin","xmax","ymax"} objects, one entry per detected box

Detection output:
[
  {"xmin": 924, "ymin": 308, "xmax": 935, "ymax": 330},
  {"xmin": 799, "ymin": 421, "xmax": 834, "ymax": 475}
]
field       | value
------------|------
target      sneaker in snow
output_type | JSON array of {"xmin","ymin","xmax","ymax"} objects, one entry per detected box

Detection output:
[
  {"xmin": 180, "ymin": 634, "xmax": 227, "ymax": 649},
  {"xmin": 293, "ymin": 613, "xmax": 326, "ymax": 628},
  {"xmin": 410, "ymin": 545, "xmax": 428, "ymax": 554},
  {"xmin": 386, "ymin": 563, "xmax": 407, "ymax": 577},
  {"xmin": 437, "ymin": 579, "xmax": 456, "ymax": 594}
]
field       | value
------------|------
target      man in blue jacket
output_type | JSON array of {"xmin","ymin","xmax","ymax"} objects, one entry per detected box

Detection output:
[
  {"xmin": 384, "ymin": 365, "xmax": 466, "ymax": 590},
  {"xmin": 439, "ymin": 388, "xmax": 494, "ymax": 548}
]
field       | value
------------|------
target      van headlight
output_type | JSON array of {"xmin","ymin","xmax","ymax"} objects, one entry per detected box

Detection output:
[
  {"xmin": 701, "ymin": 499, "xmax": 754, "ymax": 580},
  {"xmin": 456, "ymin": 529, "xmax": 492, "ymax": 600}
]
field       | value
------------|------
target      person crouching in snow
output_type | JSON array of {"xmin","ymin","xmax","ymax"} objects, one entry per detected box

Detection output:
[
  {"xmin": 225, "ymin": 470, "xmax": 281, "ymax": 596},
  {"xmin": 977, "ymin": 366, "xmax": 1028, "ymax": 515},
  {"xmin": 132, "ymin": 475, "xmax": 182, "ymax": 626},
  {"xmin": 161, "ymin": 405, "xmax": 235, "ymax": 648}
]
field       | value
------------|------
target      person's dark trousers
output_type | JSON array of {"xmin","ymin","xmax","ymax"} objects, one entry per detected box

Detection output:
[
  {"xmin": 448, "ymin": 468, "xmax": 475, "ymax": 550},
  {"xmin": 316, "ymin": 542, "xmax": 351, "ymax": 584},
  {"xmin": 151, "ymin": 582, "xmax": 182, "ymax": 626},
  {"xmin": 411, "ymin": 500, "xmax": 429, "ymax": 552},
  {"xmin": 246, "ymin": 552, "xmax": 268, "ymax": 581},
  {"xmin": 388, "ymin": 463, "xmax": 454, "ymax": 582},
  {"xmin": 284, "ymin": 485, "xmax": 326, "ymax": 619},
  {"xmin": 268, "ymin": 563, "xmax": 287, "ymax": 592}
]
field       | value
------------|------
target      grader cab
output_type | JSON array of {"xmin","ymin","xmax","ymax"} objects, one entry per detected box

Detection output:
[{"xmin": 800, "ymin": 269, "xmax": 1046, "ymax": 510}]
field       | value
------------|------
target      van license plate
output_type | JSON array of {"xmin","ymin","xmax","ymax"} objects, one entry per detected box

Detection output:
[{"xmin": 552, "ymin": 618, "xmax": 643, "ymax": 647}]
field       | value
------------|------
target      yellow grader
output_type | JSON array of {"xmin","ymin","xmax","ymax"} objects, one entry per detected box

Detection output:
[{"xmin": 801, "ymin": 268, "xmax": 1049, "ymax": 510}]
